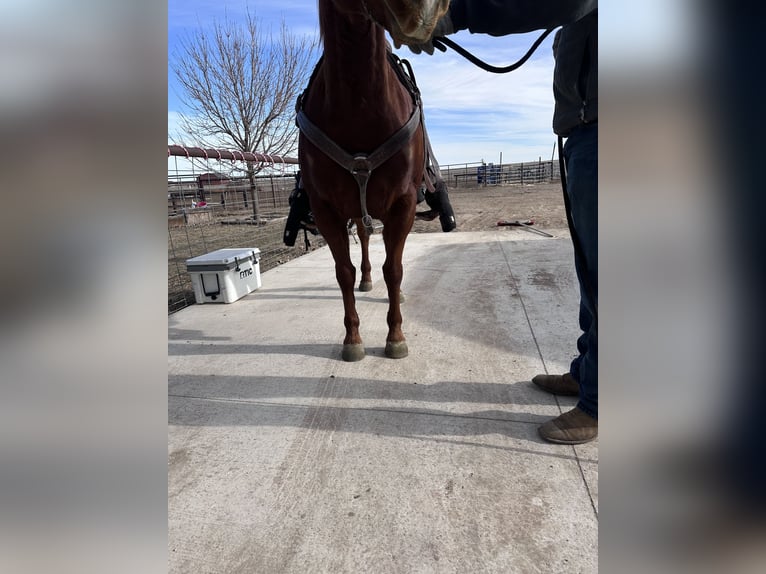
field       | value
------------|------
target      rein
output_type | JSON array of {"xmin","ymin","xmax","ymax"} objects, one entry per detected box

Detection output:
[{"xmin": 432, "ymin": 29, "xmax": 554, "ymax": 74}]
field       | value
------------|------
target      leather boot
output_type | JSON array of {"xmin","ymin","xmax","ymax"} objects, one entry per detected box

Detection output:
[
  {"xmin": 531, "ymin": 372, "xmax": 579, "ymax": 396},
  {"xmin": 538, "ymin": 406, "xmax": 598, "ymax": 444}
]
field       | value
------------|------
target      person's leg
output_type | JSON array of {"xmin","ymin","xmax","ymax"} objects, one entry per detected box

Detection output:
[
  {"xmin": 564, "ymin": 123, "xmax": 598, "ymax": 419},
  {"xmin": 568, "ymin": 298, "xmax": 591, "ymax": 383},
  {"xmin": 538, "ymin": 123, "xmax": 598, "ymax": 444}
]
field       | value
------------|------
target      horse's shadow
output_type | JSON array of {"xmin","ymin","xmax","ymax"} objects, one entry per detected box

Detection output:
[
  {"xmin": 168, "ymin": 341, "xmax": 342, "ymax": 360},
  {"xmin": 250, "ymin": 292, "xmax": 389, "ymax": 304}
]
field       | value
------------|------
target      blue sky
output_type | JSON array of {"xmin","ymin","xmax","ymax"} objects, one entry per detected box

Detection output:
[{"xmin": 168, "ymin": 0, "xmax": 561, "ymax": 167}]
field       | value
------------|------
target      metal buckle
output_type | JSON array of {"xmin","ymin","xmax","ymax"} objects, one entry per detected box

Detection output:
[{"xmin": 351, "ymin": 155, "xmax": 372, "ymax": 176}]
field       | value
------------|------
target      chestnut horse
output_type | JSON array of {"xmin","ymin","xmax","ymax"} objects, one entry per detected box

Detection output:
[{"xmin": 297, "ymin": 0, "xmax": 448, "ymax": 362}]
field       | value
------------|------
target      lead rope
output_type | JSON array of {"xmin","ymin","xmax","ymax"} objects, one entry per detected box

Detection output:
[{"xmin": 432, "ymin": 29, "xmax": 554, "ymax": 74}]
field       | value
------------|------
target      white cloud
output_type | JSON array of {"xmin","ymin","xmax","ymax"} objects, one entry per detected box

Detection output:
[{"xmin": 399, "ymin": 36, "xmax": 558, "ymax": 165}]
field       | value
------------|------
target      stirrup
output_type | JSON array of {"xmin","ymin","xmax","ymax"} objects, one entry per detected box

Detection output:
[
  {"xmin": 423, "ymin": 180, "xmax": 456, "ymax": 232},
  {"xmin": 415, "ymin": 209, "xmax": 439, "ymax": 222}
]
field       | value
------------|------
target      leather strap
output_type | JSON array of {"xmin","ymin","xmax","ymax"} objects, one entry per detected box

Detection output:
[{"xmin": 296, "ymin": 105, "xmax": 421, "ymax": 235}]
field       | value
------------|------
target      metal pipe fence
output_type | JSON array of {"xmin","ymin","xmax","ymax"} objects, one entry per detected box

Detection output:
[
  {"xmin": 442, "ymin": 159, "xmax": 561, "ymax": 189},
  {"xmin": 167, "ymin": 146, "xmax": 327, "ymax": 313}
]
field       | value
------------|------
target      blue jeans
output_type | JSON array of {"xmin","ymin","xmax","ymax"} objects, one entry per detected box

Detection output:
[{"xmin": 563, "ymin": 123, "xmax": 598, "ymax": 419}]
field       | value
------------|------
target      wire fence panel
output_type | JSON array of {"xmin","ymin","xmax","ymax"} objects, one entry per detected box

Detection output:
[
  {"xmin": 167, "ymin": 148, "xmax": 325, "ymax": 314},
  {"xmin": 442, "ymin": 159, "xmax": 561, "ymax": 189}
]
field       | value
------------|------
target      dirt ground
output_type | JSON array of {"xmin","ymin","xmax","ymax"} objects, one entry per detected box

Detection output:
[
  {"xmin": 168, "ymin": 182, "xmax": 567, "ymax": 312},
  {"xmin": 412, "ymin": 182, "xmax": 567, "ymax": 234}
]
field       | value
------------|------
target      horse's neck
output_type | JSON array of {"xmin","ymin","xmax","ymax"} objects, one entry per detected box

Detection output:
[{"xmin": 318, "ymin": 0, "xmax": 393, "ymax": 107}]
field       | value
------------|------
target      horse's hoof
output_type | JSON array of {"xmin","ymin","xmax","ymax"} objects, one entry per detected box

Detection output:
[
  {"xmin": 399, "ymin": 291, "xmax": 406, "ymax": 304},
  {"xmin": 342, "ymin": 343, "xmax": 365, "ymax": 362},
  {"xmin": 359, "ymin": 281, "xmax": 373, "ymax": 292},
  {"xmin": 385, "ymin": 341, "xmax": 408, "ymax": 359}
]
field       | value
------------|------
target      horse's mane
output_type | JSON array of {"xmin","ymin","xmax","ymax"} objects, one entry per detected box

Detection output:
[
  {"xmin": 317, "ymin": 0, "xmax": 327, "ymax": 43},
  {"xmin": 317, "ymin": 0, "xmax": 377, "ymax": 49}
]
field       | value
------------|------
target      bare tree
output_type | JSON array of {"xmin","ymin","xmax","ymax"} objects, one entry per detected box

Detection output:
[{"xmin": 171, "ymin": 10, "xmax": 318, "ymax": 216}]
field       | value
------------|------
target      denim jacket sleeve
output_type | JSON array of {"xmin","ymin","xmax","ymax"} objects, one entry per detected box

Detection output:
[{"xmin": 449, "ymin": 0, "xmax": 597, "ymax": 35}]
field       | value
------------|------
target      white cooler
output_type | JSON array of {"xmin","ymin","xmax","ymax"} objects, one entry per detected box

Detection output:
[{"xmin": 186, "ymin": 248, "xmax": 262, "ymax": 304}]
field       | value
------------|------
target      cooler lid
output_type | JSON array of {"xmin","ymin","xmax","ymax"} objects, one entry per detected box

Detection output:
[{"xmin": 186, "ymin": 248, "xmax": 260, "ymax": 270}]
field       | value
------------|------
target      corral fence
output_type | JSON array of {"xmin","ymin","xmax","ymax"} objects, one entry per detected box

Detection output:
[
  {"xmin": 168, "ymin": 145, "xmax": 560, "ymax": 314},
  {"xmin": 442, "ymin": 159, "xmax": 561, "ymax": 189},
  {"xmin": 167, "ymin": 145, "xmax": 327, "ymax": 313}
]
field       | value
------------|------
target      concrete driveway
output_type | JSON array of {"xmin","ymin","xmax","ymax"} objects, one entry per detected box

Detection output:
[{"xmin": 169, "ymin": 229, "xmax": 598, "ymax": 573}]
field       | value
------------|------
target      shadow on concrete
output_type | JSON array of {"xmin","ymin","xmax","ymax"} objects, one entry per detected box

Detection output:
[
  {"xmin": 168, "ymin": 390, "xmax": 589, "ymax": 463},
  {"xmin": 168, "ymin": 342, "xmax": 342, "ymax": 359},
  {"xmin": 168, "ymin": 327, "xmax": 233, "ymax": 342},
  {"xmin": 169, "ymin": 374, "xmax": 548, "ymax": 407},
  {"xmin": 246, "ymin": 293, "xmax": 389, "ymax": 304},
  {"xmin": 167, "ymin": 374, "xmax": 592, "ymax": 463}
]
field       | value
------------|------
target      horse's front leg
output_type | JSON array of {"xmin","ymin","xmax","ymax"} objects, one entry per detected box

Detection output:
[
  {"xmin": 313, "ymin": 204, "xmax": 365, "ymax": 361},
  {"xmin": 353, "ymin": 218, "xmax": 373, "ymax": 292},
  {"xmin": 381, "ymin": 191, "xmax": 416, "ymax": 359}
]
